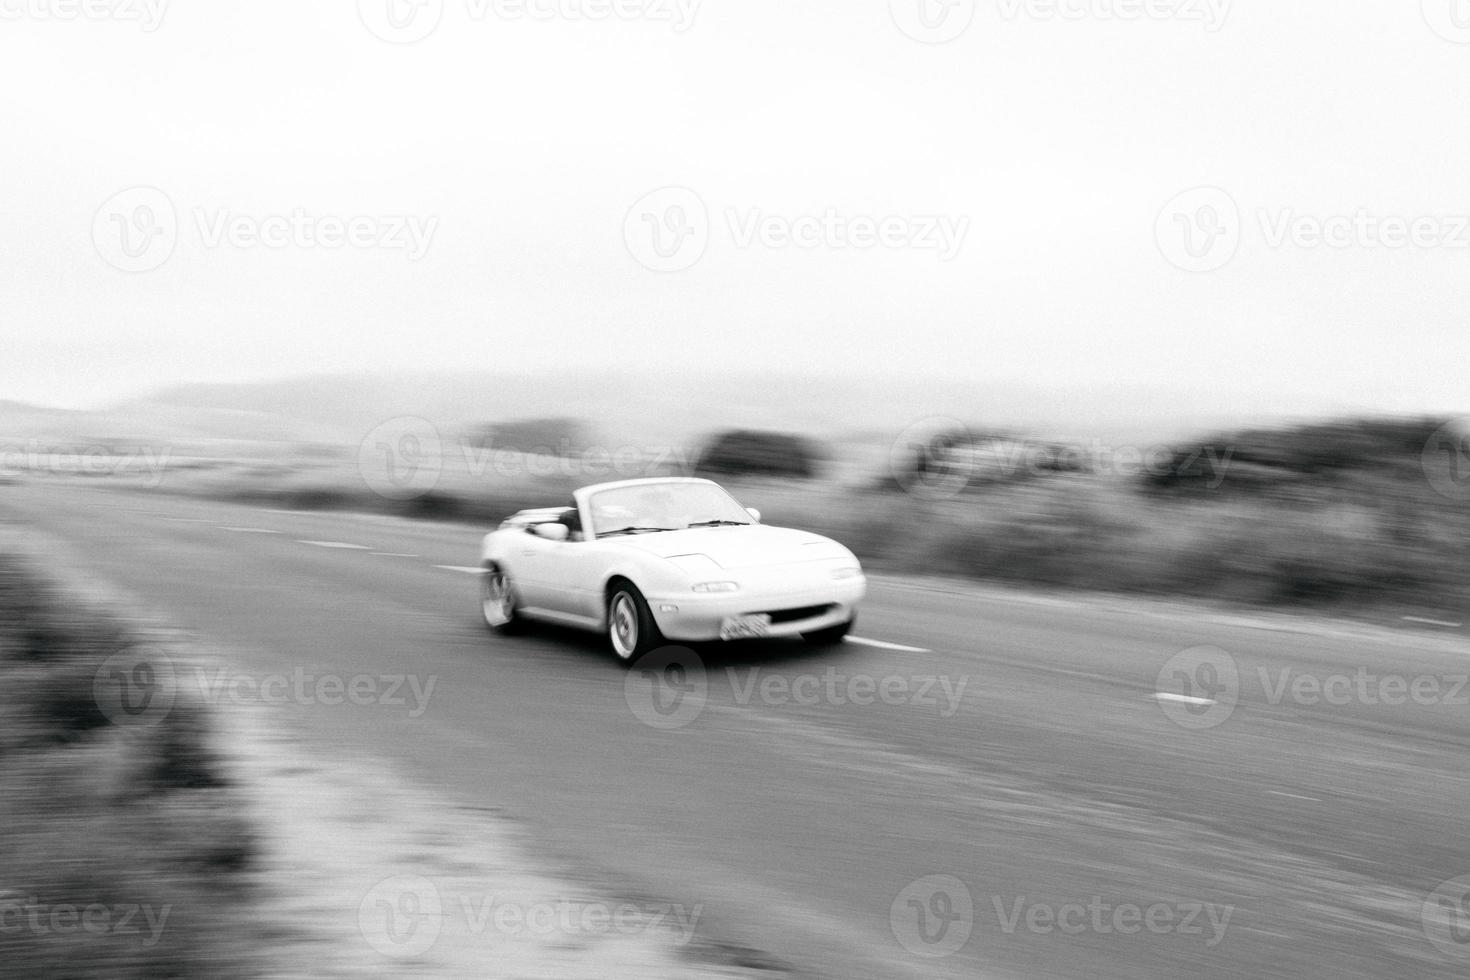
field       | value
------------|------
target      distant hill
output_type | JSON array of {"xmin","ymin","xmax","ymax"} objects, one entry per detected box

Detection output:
[
  {"xmin": 5, "ymin": 370, "xmax": 1391, "ymax": 457},
  {"xmin": 87, "ymin": 370, "xmax": 1298, "ymax": 450}
]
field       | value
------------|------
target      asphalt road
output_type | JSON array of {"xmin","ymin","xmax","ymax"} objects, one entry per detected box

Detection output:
[{"xmin": 6, "ymin": 481, "xmax": 1470, "ymax": 979}]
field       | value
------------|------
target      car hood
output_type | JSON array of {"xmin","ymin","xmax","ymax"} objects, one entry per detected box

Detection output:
[{"xmin": 612, "ymin": 524, "xmax": 852, "ymax": 569}]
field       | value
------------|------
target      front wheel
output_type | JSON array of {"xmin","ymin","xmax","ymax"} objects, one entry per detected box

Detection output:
[
  {"xmin": 803, "ymin": 617, "xmax": 854, "ymax": 646},
  {"xmin": 606, "ymin": 583, "xmax": 662, "ymax": 663},
  {"xmin": 481, "ymin": 563, "xmax": 521, "ymax": 632}
]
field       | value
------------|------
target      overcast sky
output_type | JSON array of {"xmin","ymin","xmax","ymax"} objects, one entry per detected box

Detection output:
[{"xmin": 3, "ymin": 0, "xmax": 1468, "ymax": 420}]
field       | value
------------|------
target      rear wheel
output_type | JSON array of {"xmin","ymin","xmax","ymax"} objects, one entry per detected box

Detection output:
[
  {"xmin": 481, "ymin": 563, "xmax": 521, "ymax": 632},
  {"xmin": 606, "ymin": 583, "xmax": 662, "ymax": 663},
  {"xmin": 803, "ymin": 617, "xmax": 854, "ymax": 646}
]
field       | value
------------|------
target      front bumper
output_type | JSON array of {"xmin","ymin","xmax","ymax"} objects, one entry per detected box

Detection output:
[{"xmin": 647, "ymin": 575, "xmax": 866, "ymax": 642}]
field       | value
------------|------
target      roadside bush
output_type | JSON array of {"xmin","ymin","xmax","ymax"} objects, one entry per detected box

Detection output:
[
  {"xmin": 465, "ymin": 417, "xmax": 594, "ymax": 456},
  {"xmin": 696, "ymin": 430, "xmax": 824, "ymax": 480},
  {"xmin": 0, "ymin": 554, "xmax": 262, "ymax": 980}
]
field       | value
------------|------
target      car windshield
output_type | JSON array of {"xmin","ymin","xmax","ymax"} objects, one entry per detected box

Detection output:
[{"xmin": 590, "ymin": 482, "xmax": 753, "ymax": 538}]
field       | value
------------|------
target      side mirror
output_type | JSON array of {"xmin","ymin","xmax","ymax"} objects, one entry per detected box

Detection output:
[
  {"xmin": 745, "ymin": 507, "xmax": 761, "ymax": 523},
  {"xmin": 533, "ymin": 523, "xmax": 570, "ymax": 542}
]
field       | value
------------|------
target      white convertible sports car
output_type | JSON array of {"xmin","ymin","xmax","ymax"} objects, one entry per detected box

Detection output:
[{"xmin": 479, "ymin": 477, "xmax": 865, "ymax": 660}]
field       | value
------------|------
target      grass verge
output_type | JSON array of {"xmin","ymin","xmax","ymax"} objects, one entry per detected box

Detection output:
[{"xmin": 0, "ymin": 551, "xmax": 261, "ymax": 980}]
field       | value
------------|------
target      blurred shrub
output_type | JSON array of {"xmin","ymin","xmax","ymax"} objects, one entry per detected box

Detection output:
[
  {"xmin": 882, "ymin": 429, "xmax": 1093, "ymax": 492},
  {"xmin": 696, "ymin": 430, "xmax": 824, "ymax": 479},
  {"xmin": 466, "ymin": 417, "xmax": 593, "ymax": 456},
  {"xmin": 1145, "ymin": 417, "xmax": 1448, "ymax": 496},
  {"xmin": 0, "ymin": 555, "xmax": 261, "ymax": 979}
]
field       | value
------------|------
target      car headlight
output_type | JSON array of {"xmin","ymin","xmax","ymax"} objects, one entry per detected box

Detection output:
[
  {"xmin": 692, "ymin": 581, "xmax": 740, "ymax": 593},
  {"xmin": 830, "ymin": 566, "xmax": 863, "ymax": 580}
]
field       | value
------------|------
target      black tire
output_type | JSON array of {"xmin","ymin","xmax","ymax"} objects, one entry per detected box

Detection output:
[
  {"xmin": 481, "ymin": 562, "xmax": 522, "ymax": 633},
  {"xmin": 803, "ymin": 617, "xmax": 854, "ymax": 646},
  {"xmin": 606, "ymin": 581, "xmax": 663, "ymax": 663}
]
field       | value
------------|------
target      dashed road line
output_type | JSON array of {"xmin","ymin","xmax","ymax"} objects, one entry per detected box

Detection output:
[
  {"xmin": 1267, "ymin": 790, "xmax": 1323, "ymax": 802},
  {"xmin": 1153, "ymin": 692, "xmax": 1216, "ymax": 707},
  {"xmin": 218, "ymin": 526, "xmax": 281, "ymax": 534},
  {"xmin": 1403, "ymin": 616, "xmax": 1463, "ymax": 629},
  {"xmin": 435, "ymin": 565, "xmax": 488, "ymax": 574},
  {"xmin": 297, "ymin": 540, "xmax": 374, "ymax": 550},
  {"xmin": 371, "ymin": 552, "xmax": 421, "ymax": 558},
  {"xmin": 845, "ymin": 636, "xmax": 931, "ymax": 654}
]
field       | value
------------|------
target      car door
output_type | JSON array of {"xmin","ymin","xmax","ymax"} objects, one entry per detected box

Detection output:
[
  {"xmin": 507, "ymin": 526, "xmax": 562, "ymax": 611},
  {"xmin": 533, "ymin": 509, "xmax": 611, "ymax": 623}
]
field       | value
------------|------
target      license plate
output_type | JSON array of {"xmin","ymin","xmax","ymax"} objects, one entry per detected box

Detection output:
[{"xmin": 719, "ymin": 614, "xmax": 771, "ymax": 641}]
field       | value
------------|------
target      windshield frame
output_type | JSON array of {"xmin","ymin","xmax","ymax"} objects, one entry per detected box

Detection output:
[{"xmin": 585, "ymin": 480, "xmax": 753, "ymax": 539}]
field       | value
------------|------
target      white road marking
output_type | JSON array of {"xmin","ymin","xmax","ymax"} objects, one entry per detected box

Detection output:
[
  {"xmin": 297, "ymin": 540, "xmax": 373, "ymax": 550},
  {"xmin": 163, "ymin": 517, "xmax": 215, "ymax": 523},
  {"xmin": 1403, "ymin": 616, "xmax": 1463, "ymax": 629},
  {"xmin": 1153, "ymin": 692, "xmax": 1216, "ymax": 707},
  {"xmin": 218, "ymin": 526, "xmax": 281, "ymax": 534},
  {"xmin": 435, "ymin": 565, "xmax": 488, "ymax": 575},
  {"xmin": 371, "ymin": 552, "xmax": 420, "ymax": 558},
  {"xmin": 1267, "ymin": 790, "xmax": 1322, "ymax": 802},
  {"xmin": 845, "ymin": 636, "xmax": 931, "ymax": 654}
]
